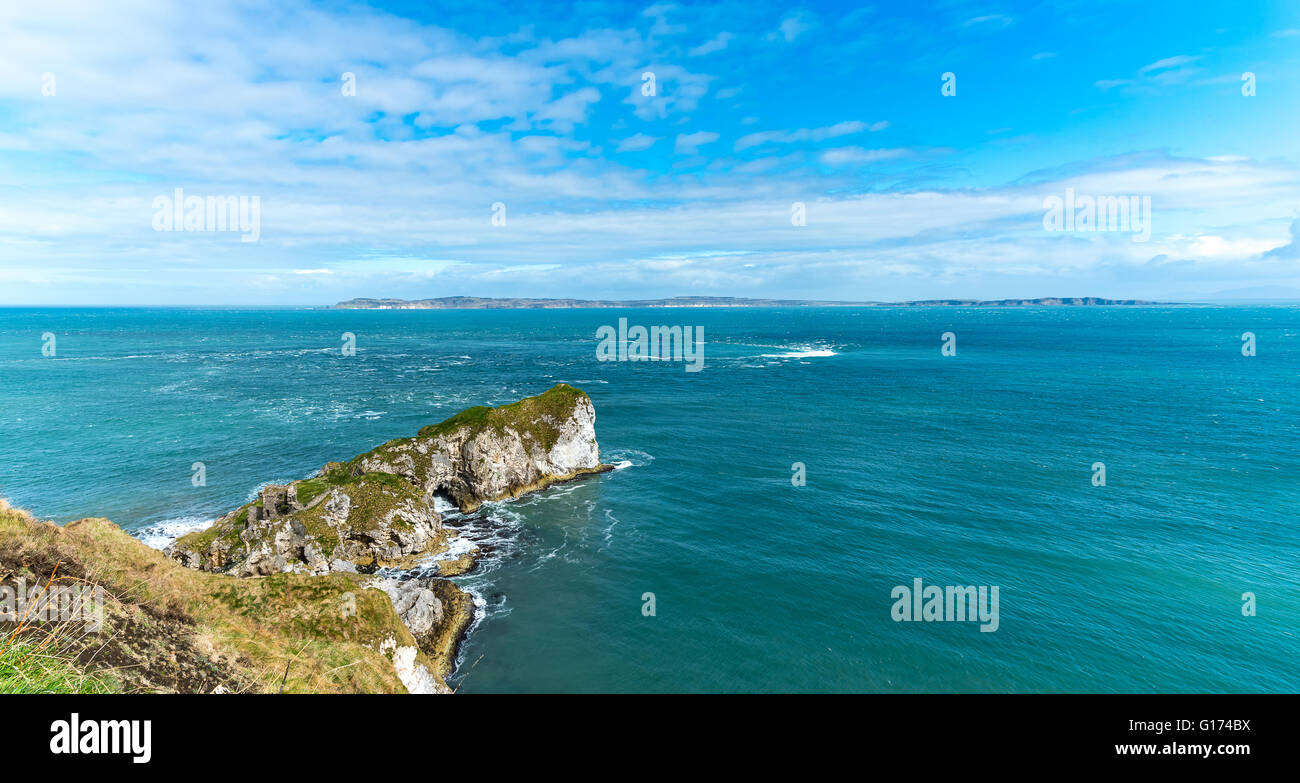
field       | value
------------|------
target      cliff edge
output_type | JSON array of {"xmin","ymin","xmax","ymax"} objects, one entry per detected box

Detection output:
[{"xmin": 2, "ymin": 384, "xmax": 610, "ymax": 693}]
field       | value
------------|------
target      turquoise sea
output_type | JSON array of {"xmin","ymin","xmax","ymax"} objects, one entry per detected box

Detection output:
[{"xmin": 0, "ymin": 306, "xmax": 1296, "ymax": 692}]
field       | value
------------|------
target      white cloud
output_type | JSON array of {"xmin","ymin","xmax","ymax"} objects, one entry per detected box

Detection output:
[
  {"xmin": 1138, "ymin": 54, "xmax": 1202, "ymax": 84},
  {"xmin": 642, "ymin": 4, "xmax": 686, "ymax": 37},
  {"xmin": 1166, "ymin": 234, "xmax": 1284, "ymax": 258},
  {"xmin": 766, "ymin": 12, "xmax": 814, "ymax": 43},
  {"xmin": 1098, "ymin": 55, "xmax": 1202, "ymax": 92},
  {"xmin": 735, "ymin": 120, "xmax": 886, "ymax": 151},
  {"xmin": 533, "ymin": 86, "xmax": 603, "ymax": 132},
  {"xmin": 0, "ymin": 3, "xmax": 1296, "ymax": 304},
  {"xmin": 818, "ymin": 147, "xmax": 909, "ymax": 165},
  {"xmin": 963, "ymin": 14, "xmax": 1013, "ymax": 28},
  {"xmin": 625, "ymin": 63, "xmax": 713, "ymax": 120},
  {"xmin": 674, "ymin": 131, "xmax": 720, "ymax": 155},
  {"xmin": 617, "ymin": 133, "xmax": 660, "ymax": 152},
  {"xmin": 689, "ymin": 32, "xmax": 734, "ymax": 56}
]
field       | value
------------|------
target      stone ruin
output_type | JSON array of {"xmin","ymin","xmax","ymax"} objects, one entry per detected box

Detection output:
[{"xmin": 246, "ymin": 483, "xmax": 301, "ymax": 523}]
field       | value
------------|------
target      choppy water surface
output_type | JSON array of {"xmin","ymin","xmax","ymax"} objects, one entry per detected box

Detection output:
[{"xmin": 1, "ymin": 306, "xmax": 1296, "ymax": 692}]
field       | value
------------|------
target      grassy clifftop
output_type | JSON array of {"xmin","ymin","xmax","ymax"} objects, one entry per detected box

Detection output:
[
  {"xmin": 374, "ymin": 381, "xmax": 589, "ymax": 457},
  {"xmin": 0, "ymin": 499, "xmax": 441, "ymax": 693}
]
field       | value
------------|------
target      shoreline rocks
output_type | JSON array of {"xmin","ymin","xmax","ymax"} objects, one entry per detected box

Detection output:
[
  {"xmin": 373, "ymin": 575, "xmax": 476, "ymax": 680},
  {"xmin": 164, "ymin": 383, "xmax": 610, "ymax": 690}
]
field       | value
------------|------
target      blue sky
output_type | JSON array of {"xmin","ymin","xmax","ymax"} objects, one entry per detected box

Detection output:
[{"xmin": 1, "ymin": 0, "xmax": 1298, "ymax": 304}]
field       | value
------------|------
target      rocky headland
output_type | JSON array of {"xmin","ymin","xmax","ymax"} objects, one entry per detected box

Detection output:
[
  {"xmin": 1, "ymin": 384, "xmax": 610, "ymax": 694},
  {"xmin": 333, "ymin": 295, "xmax": 1165, "ymax": 309}
]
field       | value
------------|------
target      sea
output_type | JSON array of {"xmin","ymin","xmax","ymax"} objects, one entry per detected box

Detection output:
[{"xmin": 0, "ymin": 305, "xmax": 1296, "ymax": 692}]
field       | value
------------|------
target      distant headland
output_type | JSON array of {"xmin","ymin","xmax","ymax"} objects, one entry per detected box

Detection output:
[{"xmin": 332, "ymin": 296, "xmax": 1164, "ymax": 310}]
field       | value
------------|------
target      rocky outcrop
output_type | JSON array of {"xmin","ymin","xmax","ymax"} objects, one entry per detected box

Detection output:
[
  {"xmin": 353, "ymin": 382, "xmax": 612, "ymax": 513},
  {"xmin": 168, "ymin": 474, "xmax": 445, "ymax": 577},
  {"xmin": 372, "ymin": 575, "xmax": 475, "ymax": 678},
  {"xmin": 168, "ymin": 383, "xmax": 609, "ymax": 575},
  {"xmin": 159, "ymin": 384, "xmax": 609, "ymax": 689}
]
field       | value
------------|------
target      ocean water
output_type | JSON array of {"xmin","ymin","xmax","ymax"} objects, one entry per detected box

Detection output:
[{"xmin": 0, "ymin": 305, "xmax": 1296, "ymax": 693}]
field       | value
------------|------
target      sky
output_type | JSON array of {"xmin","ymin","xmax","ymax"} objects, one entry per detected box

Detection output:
[{"xmin": 0, "ymin": 0, "xmax": 1298, "ymax": 305}]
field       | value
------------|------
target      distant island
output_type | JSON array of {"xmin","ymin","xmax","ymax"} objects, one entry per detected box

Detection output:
[{"xmin": 333, "ymin": 296, "xmax": 1163, "ymax": 310}]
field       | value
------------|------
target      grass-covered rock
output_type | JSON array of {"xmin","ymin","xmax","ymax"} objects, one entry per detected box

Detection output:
[
  {"xmin": 171, "ymin": 472, "xmax": 446, "ymax": 577},
  {"xmin": 170, "ymin": 383, "xmax": 610, "ymax": 577},
  {"xmin": 356, "ymin": 382, "xmax": 612, "ymax": 513}
]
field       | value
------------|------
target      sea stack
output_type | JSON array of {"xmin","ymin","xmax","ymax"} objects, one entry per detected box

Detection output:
[{"xmin": 167, "ymin": 383, "xmax": 611, "ymax": 576}]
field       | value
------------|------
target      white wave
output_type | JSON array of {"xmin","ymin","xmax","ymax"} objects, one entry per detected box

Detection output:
[
  {"xmin": 521, "ymin": 480, "xmax": 583, "ymax": 501},
  {"xmin": 431, "ymin": 494, "xmax": 460, "ymax": 516},
  {"xmin": 602, "ymin": 509, "xmax": 620, "ymax": 545},
  {"xmin": 47, "ymin": 354, "xmax": 162, "ymax": 362},
  {"xmin": 603, "ymin": 448, "xmax": 654, "ymax": 468},
  {"xmin": 441, "ymin": 529, "xmax": 478, "ymax": 557},
  {"xmin": 760, "ymin": 348, "xmax": 837, "ymax": 359},
  {"xmin": 135, "ymin": 516, "xmax": 212, "ymax": 550},
  {"xmin": 395, "ymin": 465, "xmax": 626, "ymax": 682},
  {"xmin": 481, "ymin": 501, "xmax": 525, "ymax": 527}
]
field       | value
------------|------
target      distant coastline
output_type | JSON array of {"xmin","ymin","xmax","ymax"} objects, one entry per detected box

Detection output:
[{"xmin": 333, "ymin": 295, "xmax": 1166, "ymax": 310}]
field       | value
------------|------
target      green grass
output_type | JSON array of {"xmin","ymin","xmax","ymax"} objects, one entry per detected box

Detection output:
[
  {"xmin": 413, "ymin": 383, "xmax": 586, "ymax": 451},
  {"xmin": 1, "ymin": 499, "xmax": 454, "ymax": 693},
  {"xmin": 0, "ymin": 632, "xmax": 118, "ymax": 694},
  {"xmin": 416, "ymin": 405, "xmax": 493, "ymax": 439},
  {"xmin": 297, "ymin": 467, "xmax": 411, "ymax": 507},
  {"xmin": 176, "ymin": 470, "xmax": 427, "ymax": 569},
  {"xmin": 348, "ymin": 384, "xmax": 588, "ymax": 489},
  {"xmin": 175, "ymin": 506, "xmax": 248, "ymax": 553}
]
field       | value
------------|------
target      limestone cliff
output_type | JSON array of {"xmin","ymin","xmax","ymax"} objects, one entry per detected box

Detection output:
[
  {"xmin": 353, "ymin": 381, "xmax": 610, "ymax": 513},
  {"xmin": 168, "ymin": 474, "xmax": 446, "ymax": 577},
  {"xmin": 168, "ymin": 383, "xmax": 610, "ymax": 576}
]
